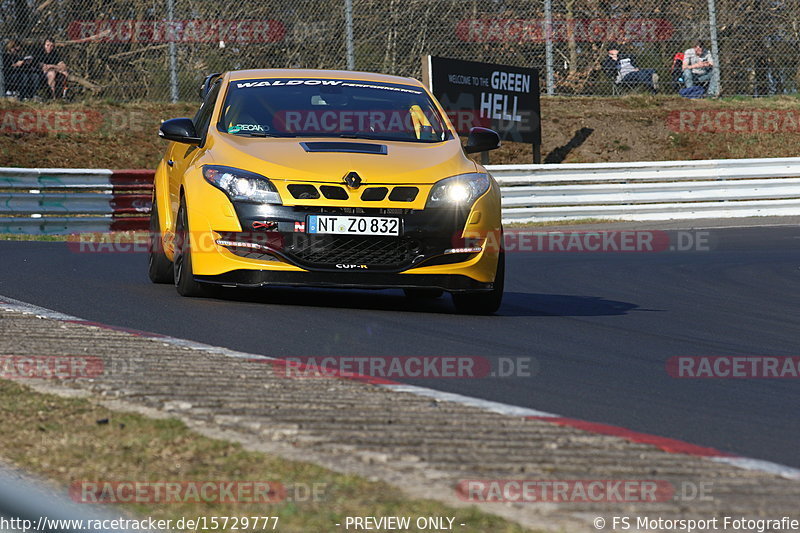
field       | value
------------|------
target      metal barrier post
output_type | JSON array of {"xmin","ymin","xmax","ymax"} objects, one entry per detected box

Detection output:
[
  {"xmin": 167, "ymin": 0, "xmax": 179, "ymax": 102},
  {"xmin": 345, "ymin": 0, "xmax": 355, "ymax": 70},
  {"xmin": 707, "ymin": 0, "xmax": 721, "ymax": 96},
  {"xmin": 543, "ymin": 0, "xmax": 554, "ymax": 96},
  {"xmin": 0, "ymin": 40, "xmax": 5, "ymax": 96}
]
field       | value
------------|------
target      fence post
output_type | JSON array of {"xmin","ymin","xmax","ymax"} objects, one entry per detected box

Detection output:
[
  {"xmin": 167, "ymin": 0, "xmax": 179, "ymax": 102},
  {"xmin": 0, "ymin": 42, "xmax": 5, "ymax": 96},
  {"xmin": 707, "ymin": 0, "xmax": 721, "ymax": 96},
  {"xmin": 345, "ymin": 0, "xmax": 355, "ymax": 70},
  {"xmin": 543, "ymin": 0, "xmax": 554, "ymax": 95}
]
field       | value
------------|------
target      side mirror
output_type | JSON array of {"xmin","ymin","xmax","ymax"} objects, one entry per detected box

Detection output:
[
  {"xmin": 159, "ymin": 118, "xmax": 201, "ymax": 144},
  {"xmin": 464, "ymin": 127, "xmax": 501, "ymax": 154}
]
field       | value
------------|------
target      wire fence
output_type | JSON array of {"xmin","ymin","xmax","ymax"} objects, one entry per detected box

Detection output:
[{"xmin": 1, "ymin": 0, "xmax": 797, "ymax": 101}]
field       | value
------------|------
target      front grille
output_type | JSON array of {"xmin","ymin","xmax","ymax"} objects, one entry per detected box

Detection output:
[
  {"xmin": 288, "ymin": 184, "xmax": 320, "ymax": 199},
  {"xmin": 389, "ymin": 187, "xmax": 419, "ymax": 202},
  {"xmin": 320, "ymin": 185, "xmax": 349, "ymax": 200},
  {"xmin": 285, "ymin": 234, "xmax": 421, "ymax": 268},
  {"xmin": 284, "ymin": 184, "xmax": 420, "ymax": 204},
  {"xmin": 361, "ymin": 187, "xmax": 388, "ymax": 201},
  {"xmin": 292, "ymin": 206, "xmax": 414, "ymax": 215}
]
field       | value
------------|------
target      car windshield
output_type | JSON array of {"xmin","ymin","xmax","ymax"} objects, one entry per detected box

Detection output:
[{"xmin": 217, "ymin": 78, "xmax": 450, "ymax": 143}]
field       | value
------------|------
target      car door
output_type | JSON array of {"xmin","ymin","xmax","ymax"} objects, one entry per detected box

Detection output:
[{"xmin": 167, "ymin": 79, "xmax": 223, "ymax": 225}]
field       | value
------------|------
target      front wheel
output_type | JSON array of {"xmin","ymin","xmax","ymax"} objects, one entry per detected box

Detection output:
[
  {"xmin": 451, "ymin": 252, "xmax": 504, "ymax": 315},
  {"xmin": 173, "ymin": 197, "xmax": 207, "ymax": 297}
]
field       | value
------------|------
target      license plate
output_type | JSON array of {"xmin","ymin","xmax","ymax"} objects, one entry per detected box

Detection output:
[{"xmin": 307, "ymin": 215, "xmax": 400, "ymax": 236}]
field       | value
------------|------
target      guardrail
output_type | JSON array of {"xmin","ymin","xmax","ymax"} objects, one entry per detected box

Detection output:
[
  {"xmin": 488, "ymin": 157, "xmax": 800, "ymax": 223},
  {"xmin": 0, "ymin": 168, "xmax": 152, "ymax": 234},
  {"xmin": 2, "ymin": 158, "xmax": 800, "ymax": 233}
]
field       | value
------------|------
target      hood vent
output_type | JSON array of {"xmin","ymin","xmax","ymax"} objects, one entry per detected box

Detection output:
[{"xmin": 300, "ymin": 142, "xmax": 388, "ymax": 155}]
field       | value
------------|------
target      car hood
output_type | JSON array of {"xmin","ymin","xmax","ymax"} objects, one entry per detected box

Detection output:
[{"xmin": 206, "ymin": 134, "xmax": 478, "ymax": 184}]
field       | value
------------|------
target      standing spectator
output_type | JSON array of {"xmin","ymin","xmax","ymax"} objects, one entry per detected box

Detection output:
[
  {"xmin": 602, "ymin": 43, "xmax": 659, "ymax": 93},
  {"xmin": 32, "ymin": 37, "xmax": 68, "ymax": 99},
  {"xmin": 3, "ymin": 40, "xmax": 38, "ymax": 99},
  {"xmin": 682, "ymin": 41, "xmax": 718, "ymax": 96}
]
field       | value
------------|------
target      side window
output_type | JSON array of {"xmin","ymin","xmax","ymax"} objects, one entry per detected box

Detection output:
[{"xmin": 193, "ymin": 80, "xmax": 222, "ymax": 142}]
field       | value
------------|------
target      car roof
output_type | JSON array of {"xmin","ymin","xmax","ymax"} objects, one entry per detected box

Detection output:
[{"xmin": 226, "ymin": 69, "xmax": 424, "ymax": 88}]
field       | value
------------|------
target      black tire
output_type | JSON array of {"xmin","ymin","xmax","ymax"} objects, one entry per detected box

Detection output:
[
  {"xmin": 148, "ymin": 198, "xmax": 173, "ymax": 284},
  {"xmin": 403, "ymin": 288, "xmax": 444, "ymax": 299},
  {"xmin": 173, "ymin": 197, "xmax": 207, "ymax": 297},
  {"xmin": 451, "ymin": 252, "xmax": 505, "ymax": 315}
]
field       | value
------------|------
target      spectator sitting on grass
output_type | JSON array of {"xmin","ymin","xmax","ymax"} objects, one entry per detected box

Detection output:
[
  {"xmin": 682, "ymin": 41, "xmax": 718, "ymax": 96},
  {"xmin": 601, "ymin": 43, "xmax": 658, "ymax": 93},
  {"xmin": 3, "ymin": 40, "xmax": 38, "ymax": 99},
  {"xmin": 32, "ymin": 37, "xmax": 68, "ymax": 99}
]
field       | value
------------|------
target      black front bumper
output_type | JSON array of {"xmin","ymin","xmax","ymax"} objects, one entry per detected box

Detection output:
[
  {"xmin": 222, "ymin": 203, "xmax": 477, "ymax": 273},
  {"xmin": 194, "ymin": 269, "xmax": 493, "ymax": 292}
]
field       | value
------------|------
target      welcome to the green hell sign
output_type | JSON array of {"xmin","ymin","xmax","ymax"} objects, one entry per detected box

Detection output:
[{"xmin": 425, "ymin": 55, "xmax": 541, "ymax": 162}]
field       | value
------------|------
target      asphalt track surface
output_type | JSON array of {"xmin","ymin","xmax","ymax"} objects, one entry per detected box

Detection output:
[{"xmin": 1, "ymin": 225, "xmax": 798, "ymax": 468}]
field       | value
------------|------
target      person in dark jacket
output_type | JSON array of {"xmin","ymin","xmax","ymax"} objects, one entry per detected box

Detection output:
[
  {"xmin": 601, "ymin": 43, "xmax": 658, "ymax": 93},
  {"xmin": 3, "ymin": 40, "xmax": 39, "ymax": 99},
  {"xmin": 31, "ymin": 37, "xmax": 68, "ymax": 99}
]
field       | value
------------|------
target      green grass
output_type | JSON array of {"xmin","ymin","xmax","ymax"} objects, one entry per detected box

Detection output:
[
  {"xmin": 0, "ymin": 380, "xmax": 534, "ymax": 533},
  {"xmin": 0, "ymin": 233, "xmax": 70, "ymax": 241}
]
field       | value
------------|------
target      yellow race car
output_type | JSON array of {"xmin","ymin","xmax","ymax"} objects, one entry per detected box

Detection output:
[{"xmin": 149, "ymin": 69, "xmax": 504, "ymax": 314}]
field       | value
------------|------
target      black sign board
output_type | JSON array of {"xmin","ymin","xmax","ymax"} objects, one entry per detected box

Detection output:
[{"xmin": 422, "ymin": 55, "xmax": 542, "ymax": 163}]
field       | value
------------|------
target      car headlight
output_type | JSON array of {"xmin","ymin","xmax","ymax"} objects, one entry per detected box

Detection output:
[
  {"xmin": 426, "ymin": 173, "xmax": 491, "ymax": 208},
  {"xmin": 202, "ymin": 165, "xmax": 282, "ymax": 204}
]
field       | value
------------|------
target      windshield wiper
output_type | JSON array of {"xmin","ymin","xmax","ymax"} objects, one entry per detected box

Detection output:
[
  {"xmin": 334, "ymin": 132, "xmax": 375, "ymax": 139},
  {"xmin": 332, "ymin": 132, "xmax": 443, "ymax": 143}
]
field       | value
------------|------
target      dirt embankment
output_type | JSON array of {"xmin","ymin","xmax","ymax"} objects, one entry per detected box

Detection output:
[{"xmin": 1, "ymin": 96, "xmax": 799, "ymax": 169}]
